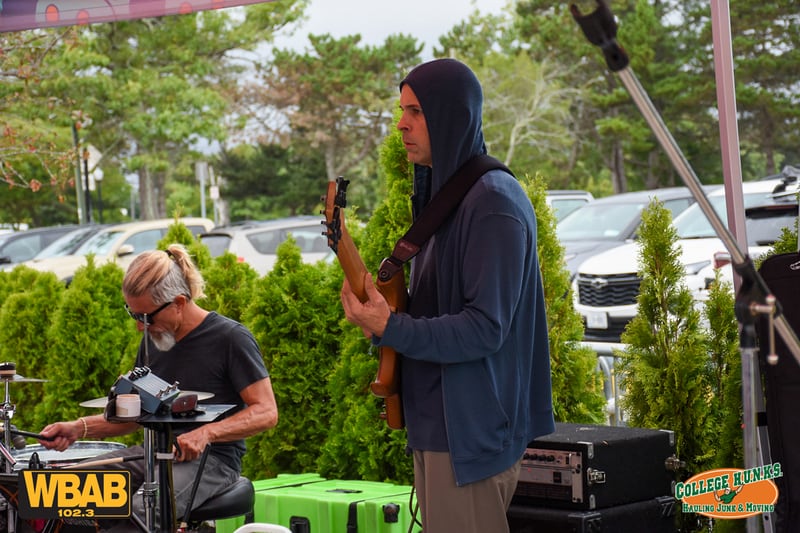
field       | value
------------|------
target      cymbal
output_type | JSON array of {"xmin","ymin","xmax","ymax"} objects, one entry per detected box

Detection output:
[
  {"xmin": 79, "ymin": 390, "xmax": 214, "ymax": 409},
  {"xmin": 0, "ymin": 374, "xmax": 48, "ymax": 383}
]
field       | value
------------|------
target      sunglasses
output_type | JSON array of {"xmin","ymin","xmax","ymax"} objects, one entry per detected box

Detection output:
[{"xmin": 125, "ymin": 301, "xmax": 174, "ymax": 325}]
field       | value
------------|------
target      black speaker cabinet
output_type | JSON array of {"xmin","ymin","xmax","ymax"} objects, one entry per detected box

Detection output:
[
  {"xmin": 757, "ymin": 252, "xmax": 800, "ymax": 532},
  {"xmin": 507, "ymin": 495, "xmax": 677, "ymax": 533},
  {"xmin": 515, "ymin": 423, "xmax": 677, "ymax": 510}
]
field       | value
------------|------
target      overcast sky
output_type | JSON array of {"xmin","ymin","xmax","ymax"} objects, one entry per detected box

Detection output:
[{"xmin": 271, "ymin": 0, "xmax": 512, "ymax": 59}]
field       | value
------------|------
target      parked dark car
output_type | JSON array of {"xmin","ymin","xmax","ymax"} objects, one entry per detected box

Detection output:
[{"xmin": 0, "ymin": 225, "xmax": 81, "ymax": 266}]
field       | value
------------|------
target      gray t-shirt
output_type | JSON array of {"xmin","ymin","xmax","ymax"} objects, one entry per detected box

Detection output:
[{"xmin": 135, "ymin": 311, "xmax": 269, "ymax": 471}]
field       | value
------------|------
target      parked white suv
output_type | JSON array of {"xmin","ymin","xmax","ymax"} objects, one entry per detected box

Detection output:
[
  {"xmin": 573, "ymin": 179, "xmax": 798, "ymax": 342},
  {"xmin": 199, "ymin": 216, "xmax": 332, "ymax": 276},
  {"xmin": 545, "ymin": 190, "xmax": 594, "ymax": 222}
]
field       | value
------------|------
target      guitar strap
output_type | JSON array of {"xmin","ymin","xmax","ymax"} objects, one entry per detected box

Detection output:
[{"xmin": 377, "ymin": 154, "xmax": 512, "ymax": 282}]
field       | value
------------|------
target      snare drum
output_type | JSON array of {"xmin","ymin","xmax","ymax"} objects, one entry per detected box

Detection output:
[{"xmin": 11, "ymin": 441, "xmax": 127, "ymax": 470}]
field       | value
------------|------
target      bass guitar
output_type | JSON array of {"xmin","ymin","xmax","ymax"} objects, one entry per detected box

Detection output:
[{"xmin": 322, "ymin": 177, "xmax": 406, "ymax": 430}]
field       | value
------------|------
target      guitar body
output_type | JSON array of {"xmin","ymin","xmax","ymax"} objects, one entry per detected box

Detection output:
[
  {"xmin": 323, "ymin": 178, "xmax": 406, "ymax": 430},
  {"xmin": 372, "ymin": 274, "xmax": 406, "ymax": 430}
]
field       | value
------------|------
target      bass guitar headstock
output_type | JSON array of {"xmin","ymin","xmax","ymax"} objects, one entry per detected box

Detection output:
[{"xmin": 321, "ymin": 177, "xmax": 350, "ymax": 254}]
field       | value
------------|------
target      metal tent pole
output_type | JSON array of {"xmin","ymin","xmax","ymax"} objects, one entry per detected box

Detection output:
[{"xmin": 571, "ymin": 3, "xmax": 797, "ymax": 531}]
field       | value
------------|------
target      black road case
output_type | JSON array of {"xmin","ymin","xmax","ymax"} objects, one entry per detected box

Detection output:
[
  {"xmin": 515, "ymin": 423, "xmax": 678, "ymax": 510},
  {"xmin": 507, "ymin": 495, "xmax": 678, "ymax": 533}
]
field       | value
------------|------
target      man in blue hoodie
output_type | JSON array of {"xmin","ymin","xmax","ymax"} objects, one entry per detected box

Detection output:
[{"xmin": 341, "ymin": 58, "xmax": 554, "ymax": 532}]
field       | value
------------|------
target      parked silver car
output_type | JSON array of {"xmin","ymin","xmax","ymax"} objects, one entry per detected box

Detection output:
[
  {"xmin": 557, "ymin": 186, "xmax": 718, "ymax": 279},
  {"xmin": 21, "ymin": 218, "xmax": 215, "ymax": 282}
]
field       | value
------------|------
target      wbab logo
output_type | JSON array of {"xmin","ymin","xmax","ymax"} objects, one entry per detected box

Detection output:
[
  {"xmin": 675, "ymin": 464, "xmax": 781, "ymax": 519},
  {"xmin": 17, "ymin": 470, "xmax": 130, "ymax": 519}
]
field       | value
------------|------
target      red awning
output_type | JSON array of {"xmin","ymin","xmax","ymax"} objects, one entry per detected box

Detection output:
[{"xmin": 0, "ymin": 0, "xmax": 274, "ymax": 33}]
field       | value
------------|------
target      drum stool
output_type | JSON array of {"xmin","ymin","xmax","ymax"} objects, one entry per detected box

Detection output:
[{"xmin": 188, "ymin": 476, "xmax": 254, "ymax": 525}]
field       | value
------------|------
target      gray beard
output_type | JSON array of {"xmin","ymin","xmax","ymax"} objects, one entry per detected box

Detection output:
[{"xmin": 151, "ymin": 331, "xmax": 176, "ymax": 352}]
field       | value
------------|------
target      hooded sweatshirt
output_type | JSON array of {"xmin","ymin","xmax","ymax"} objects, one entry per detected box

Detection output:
[{"xmin": 378, "ymin": 58, "xmax": 555, "ymax": 486}]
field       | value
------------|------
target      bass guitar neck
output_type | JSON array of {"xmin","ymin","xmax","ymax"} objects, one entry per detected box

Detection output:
[{"xmin": 322, "ymin": 178, "xmax": 405, "ymax": 430}]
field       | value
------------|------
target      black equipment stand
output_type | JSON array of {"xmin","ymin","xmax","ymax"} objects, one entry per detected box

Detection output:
[
  {"xmin": 571, "ymin": 3, "xmax": 800, "ymax": 533},
  {"xmin": 111, "ymin": 404, "xmax": 234, "ymax": 533}
]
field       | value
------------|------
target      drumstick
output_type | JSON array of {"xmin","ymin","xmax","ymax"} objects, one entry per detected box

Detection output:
[
  {"xmin": 11, "ymin": 429, "xmax": 55, "ymax": 441},
  {"xmin": 61, "ymin": 454, "xmax": 145, "ymax": 469}
]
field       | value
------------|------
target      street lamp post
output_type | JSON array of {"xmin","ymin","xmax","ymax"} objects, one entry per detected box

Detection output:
[
  {"xmin": 72, "ymin": 123, "xmax": 86, "ymax": 224},
  {"xmin": 94, "ymin": 170, "xmax": 104, "ymax": 224},
  {"xmin": 82, "ymin": 148, "xmax": 93, "ymax": 223}
]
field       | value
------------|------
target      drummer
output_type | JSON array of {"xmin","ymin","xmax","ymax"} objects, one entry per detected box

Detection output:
[{"xmin": 37, "ymin": 244, "xmax": 279, "ymax": 531}]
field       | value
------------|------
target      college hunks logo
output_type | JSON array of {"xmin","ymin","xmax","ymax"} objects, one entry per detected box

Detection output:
[{"xmin": 675, "ymin": 463, "xmax": 781, "ymax": 519}]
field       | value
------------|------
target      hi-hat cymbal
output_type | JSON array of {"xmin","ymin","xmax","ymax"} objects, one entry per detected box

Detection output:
[
  {"xmin": 79, "ymin": 391, "xmax": 214, "ymax": 409},
  {"xmin": 0, "ymin": 374, "xmax": 48, "ymax": 383}
]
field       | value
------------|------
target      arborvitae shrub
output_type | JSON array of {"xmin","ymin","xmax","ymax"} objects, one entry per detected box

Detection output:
[
  {"xmin": 521, "ymin": 172, "xmax": 606, "ymax": 423},
  {"xmin": 315, "ymin": 112, "xmax": 415, "ymax": 484},
  {"xmin": 618, "ymin": 200, "xmax": 720, "ymax": 532},
  {"xmin": 704, "ymin": 270, "xmax": 744, "ymax": 533},
  {"xmin": 0, "ymin": 267, "xmax": 66, "ymax": 432},
  {"xmin": 240, "ymin": 238, "xmax": 343, "ymax": 479},
  {"xmin": 35, "ymin": 257, "xmax": 140, "ymax": 444},
  {"xmin": 200, "ymin": 252, "xmax": 259, "ymax": 324},
  {"xmin": 158, "ymin": 216, "xmax": 213, "ymax": 270},
  {"xmin": 618, "ymin": 200, "xmax": 713, "ymax": 474}
]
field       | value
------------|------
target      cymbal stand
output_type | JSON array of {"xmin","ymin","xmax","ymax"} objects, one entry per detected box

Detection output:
[
  {"xmin": 104, "ymin": 398, "xmax": 159, "ymax": 533},
  {"xmin": 0, "ymin": 441, "xmax": 15, "ymax": 533},
  {"xmin": 2, "ymin": 377, "xmax": 15, "ymax": 459},
  {"xmin": 2, "ymin": 376, "xmax": 17, "ymax": 533}
]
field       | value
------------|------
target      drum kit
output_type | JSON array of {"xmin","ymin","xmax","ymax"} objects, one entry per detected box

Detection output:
[
  {"xmin": 0, "ymin": 362, "xmax": 225, "ymax": 533},
  {"xmin": 0, "ymin": 363, "xmax": 129, "ymax": 532}
]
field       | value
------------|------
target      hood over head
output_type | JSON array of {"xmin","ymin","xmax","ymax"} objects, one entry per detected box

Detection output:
[{"xmin": 400, "ymin": 59, "xmax": 486, "ymax": 215}]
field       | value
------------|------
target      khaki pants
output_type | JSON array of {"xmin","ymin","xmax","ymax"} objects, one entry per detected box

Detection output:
[{"xmin": 413, "ymin": 450, "xmax": 522, "ymax": 533}]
